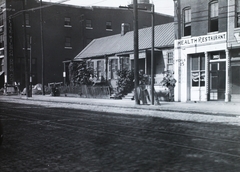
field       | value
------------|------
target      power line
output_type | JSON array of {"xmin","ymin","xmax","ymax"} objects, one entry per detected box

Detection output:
[{"xmin": 9, "ymin": 0, "xmax": 70, "ymax": 19}]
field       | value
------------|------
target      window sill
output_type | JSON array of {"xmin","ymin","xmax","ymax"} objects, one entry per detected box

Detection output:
[
  {"xmin": 22, "ymin": 48, "xmax": 31, "ymax": 50},
  {"xmin": 182, "ymin": 35, "xmax": 191, "ymax": 39},
  {"xmin": 106, "ymin": 29, "xmax": 113, "ymax": 31},
  {"xmin": 22, "ymin": 25, "xmax": 31, "ymax": 28},
  {"xmin": 86, "ymin": 27, "xmax": 93, "ymax": 30},
  {"xmin": 207, "ymin": 31, "xmax": 219, "ymax": 35},
  {"xmin": 64, "ymin": 47, "xmax": 72, "ymax": 49},
  {"xmin": 234, "ymin": 27, "xmax": 240, "ymax": 32},
  {"xmin": 64, "ymin": 25, "xmax": 72, "ymax": 28}
]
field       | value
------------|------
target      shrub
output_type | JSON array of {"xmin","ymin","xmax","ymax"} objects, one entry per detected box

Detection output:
[{"xmin": 116, "ymin": 69, "xmax": 134, "ymax": 97}]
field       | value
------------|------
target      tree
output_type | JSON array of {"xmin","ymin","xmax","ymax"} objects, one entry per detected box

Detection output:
[{"xmin": 68, "ymin": 60, "xmax": 94, "ymax": 86}]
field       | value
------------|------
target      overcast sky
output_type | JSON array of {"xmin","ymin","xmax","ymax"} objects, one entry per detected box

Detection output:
[{"xmin": 44, "ymin": 0, "xmax": 174, "ymax": 16}]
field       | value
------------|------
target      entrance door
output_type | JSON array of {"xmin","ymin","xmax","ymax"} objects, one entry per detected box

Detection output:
[
  {"xmin": 209, "ymin": 62, "xmax": 226, "ymax": 100},
  {"xmin": 232, "ymin": 66, "xmax": 240, "ymax": 94},
  {"xmin": 190, "ymin": 54, "xmax": 206, "ymax": 101}
]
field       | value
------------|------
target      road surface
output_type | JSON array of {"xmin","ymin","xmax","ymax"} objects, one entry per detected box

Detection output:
[{"xmin": 0, "ymin": 101, "xmax": 240, "ymax": 171}]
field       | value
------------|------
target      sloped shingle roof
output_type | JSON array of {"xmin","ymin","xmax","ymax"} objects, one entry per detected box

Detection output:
[{"xmin": 74, "ymin": 22, "xmax": 174, "ymax": 60}]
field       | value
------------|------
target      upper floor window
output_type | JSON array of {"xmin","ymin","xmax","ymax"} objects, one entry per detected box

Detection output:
[
  {"xmin": 65, "ymin": 37, "xmax": 72, "ymax": 48},
  {"xmin": 183, "ymin": 7, "xmax": 191, "ymax": 36},
  {"xmin": 25, "ymin": 13, "xmax": 30, "ymax": 26},
  {"xmin": 86, "ymin": 20, "xmax": 92, "ymax": 29},
  {"xmin": 106, "ymin": 21, "xmax": 112, "ymax": 31},
  {"xmin": 209, "ymin": 1, "xmax": 218, "ymax": 32},
  {"xmin": 64, "ymin": 17, "xmax": 71, "ymax": 27},
  {"xmin": 236, "ymin": 0, "xmax": 240, "ymax": 27}
]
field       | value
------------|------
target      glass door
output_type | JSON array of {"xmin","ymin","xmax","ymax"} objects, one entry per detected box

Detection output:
[{"xmin": 190, "ymin": 54, "xmax": 205, "ymax": 101}]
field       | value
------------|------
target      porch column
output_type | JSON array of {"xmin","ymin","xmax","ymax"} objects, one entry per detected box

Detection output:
[
  {"xmin": 63, "ymin": 62, "xmax": 66, "ymax": 86},
  {"xmin": 105, "ymin": 55, "xmax": 108, "ymax": 80},
  {"xmin": 204, "ymin": 52, "xmax": 209, "ymax": 101},
  {"xmin": 225, "ymin": 49, "xmax": 230, "ymax": 102}
]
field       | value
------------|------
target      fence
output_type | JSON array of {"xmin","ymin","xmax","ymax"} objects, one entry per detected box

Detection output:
[{"xmin": 60, "ymin": 85, "xmax": 111, "ymax": 99}]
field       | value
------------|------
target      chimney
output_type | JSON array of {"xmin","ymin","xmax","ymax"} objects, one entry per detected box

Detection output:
[{"xmin": 121, "ymin": 23, "xmax": 130, "ymax": 36}]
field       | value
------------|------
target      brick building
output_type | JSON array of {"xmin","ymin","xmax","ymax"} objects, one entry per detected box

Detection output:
[
  {"xmin": 173, "ymin": 0, "xmax": 240, "ymax": 102},
  {"xmin": 0, "ymin": 0, "xmax": 173, "ymax": 90}
]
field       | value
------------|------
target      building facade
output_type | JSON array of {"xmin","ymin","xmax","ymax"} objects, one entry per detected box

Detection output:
[
  {"xmin": 173, "ymin": 0, "xmax": 240, "ymax": 102},
  {"xmin": 74, "ymin": 23, "xmax": 174, "ymax": 91},
  {"xmin": 0, "ymin": 0, "xmax": 173, "ymax": 91}
]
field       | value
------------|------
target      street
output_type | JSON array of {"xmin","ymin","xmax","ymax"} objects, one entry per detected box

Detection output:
[{"xmin": 0, "ymin": 101, "xmax": 240, "ymax": 172}]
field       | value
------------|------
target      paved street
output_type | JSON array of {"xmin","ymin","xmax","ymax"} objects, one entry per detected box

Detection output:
[{"xmin": 0, "ymin": 101, "xmax": 240, "ymax": 172}]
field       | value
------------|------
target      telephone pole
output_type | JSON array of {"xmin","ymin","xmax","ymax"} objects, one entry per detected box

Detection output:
[
  {"xmin": 22, "ymin": 0, "xmax": 29, "ymax": 97},
  {"xmin": 133, "ymin": 0, "xmax": 140, "ymax": 105},
  {"xmin": 40, "ymin": 0, "xmax": 45, "ymax": 95}
]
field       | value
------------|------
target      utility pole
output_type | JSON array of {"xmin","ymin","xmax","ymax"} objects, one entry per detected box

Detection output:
[
  {"xmin": 173, "ymin": 0, "xmax": 181, "ymax": 102},
  {"xmin": 133, "ymin": 0, "xmax": 140, "ymax": 105},
  {"xmin": 22, "ymin": 0, "xmax": 29, "ymax": 97},
  {"xmin": 40, "ymin": 0, "xmax": 45, "ymax": 95},
  {"xmin": 151, "ymin": 4, "xmax": 155, "ymax": 105},
  {"xmin": 29, "ymin": 36, "xmax": 32, "ymax": 97}
]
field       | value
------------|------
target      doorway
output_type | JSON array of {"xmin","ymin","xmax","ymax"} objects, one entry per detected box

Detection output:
[{"xmin": 209, "ymin": 62, "xmax": 226, "ymax": 100}]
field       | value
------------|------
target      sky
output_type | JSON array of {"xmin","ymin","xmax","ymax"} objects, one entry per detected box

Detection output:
[{"xmin": 44, "ymin": 0, "xmax": 174, "ymax": 16}]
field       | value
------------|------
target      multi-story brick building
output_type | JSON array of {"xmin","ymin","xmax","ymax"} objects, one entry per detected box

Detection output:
[
  {"xmin": 0, "ymin": 0, "xmax": 173, "ymax": 91},
  {"xmin": 173, "ymin": 0, "xmax": 240, "ymax": 102}
]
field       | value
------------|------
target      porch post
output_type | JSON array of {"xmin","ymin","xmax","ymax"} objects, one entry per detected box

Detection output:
[
  {"xmin": 204, "ymin": 52, "xmax": 209, "ymax": 101},
  {"xmin": 63, "ymin": 62, "xmax": 66, "ymax": 86},
  {"xmin": 225, "ymin": 49, "xmax": 230, "ymax": 102}
]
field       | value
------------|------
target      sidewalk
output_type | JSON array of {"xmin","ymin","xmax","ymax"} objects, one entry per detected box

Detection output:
[{"xmin": 1, "ymin": 94, "xmax": 240, "ymax": 116}]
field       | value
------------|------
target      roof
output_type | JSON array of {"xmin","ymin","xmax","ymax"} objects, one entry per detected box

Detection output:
[{"xmin": 74, "ymin": 22, "xmax": 174, "ymax": 60}]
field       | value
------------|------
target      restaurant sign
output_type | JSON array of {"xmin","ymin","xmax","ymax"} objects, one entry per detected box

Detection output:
[{"xmin": 176, "ymin": 32, "xmax": 226, "ymax": 47}]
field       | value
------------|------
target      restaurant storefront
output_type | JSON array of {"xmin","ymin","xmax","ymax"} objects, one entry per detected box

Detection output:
[{"xmin": 174, "ymin": 32, "xmax": 229, "ymax": 102}]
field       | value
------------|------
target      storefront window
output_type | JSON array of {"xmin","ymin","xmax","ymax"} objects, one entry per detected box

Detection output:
[{"xmin": 191, "ymin": 55, "xmax": 205, "ymax": 87}]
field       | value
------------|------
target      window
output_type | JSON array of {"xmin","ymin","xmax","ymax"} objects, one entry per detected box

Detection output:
[
  {"xmin": 236, "ymin": 0, "xmax": 240, "ymax": 27},
  {"xmin": 87, "ymin": 60, "xmax": 94, "ymax": 69},
  {"xmin": 97, "ymin": 60, "xmax": 104, "ymax": 80},
  {"xmin": 64, "ymin": 17, "xmax": 71, "ymax": 27},
  {"xmin": 191, "ymin": 54, "xmax": 205, "ymax": 87},
  {"xmin": 23, "ymin": 35, "xmax": 31, "ymax": 49},
  {"xmin": 106, "ymin": 21, "xmax": 112, "ymax": 31},
  {"xmin": 0, "ymin": 14, "xmax": 3, "ymax": 26},
  {"xmin": 110, "ymin": 59, "xmax": 118, "ymax": 79},
  {"xmin": 65, "ymin": 37, "xmax": 71, "ymax": 48},
  {"xmin": 0, "ymin": 58, "xmax": 3, "ymax": 71},
  {"xmin": 183, "ymin": 8, "xmax": 191, "ymax": 36},
  {"xmin": 167, "ymin": 52, "xmax": 174, "ymax": 71},
  {"xmin": 209, "ymin": 1, "xmax": 218, "ymax": 32},
  {"xmin": 25, "ymin": 13, "xmax": 30, "ymax": 26},
  {"xmin": 120, "ymin": 57, "xmax": 130, "ymax": 70},
  {"xmin": 86, "ymin": 20, "xmax": 92, "ymax": 29},
  {"xmin": 0, "ymin": 34, "xmax": 3, "ymax": 47}
]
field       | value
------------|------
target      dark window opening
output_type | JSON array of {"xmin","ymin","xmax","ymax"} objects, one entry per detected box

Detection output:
[
  {"xmin": 86, "ymin": 20, "xmax": 92, "ymax": 28},
  {"xmin": 183, "ymin": 8, "xmax": 191, "ymax": 36},
  {"xmin": 209, "ymin": 1, "xmax": 218, "ymax": 32},
  {"xmin": 106, "ymin": 21, "xmax": 112, "ymax": 30},
  {"xmin": 64, "ymin": 17, "xmax": 71, "ymax": 26}
]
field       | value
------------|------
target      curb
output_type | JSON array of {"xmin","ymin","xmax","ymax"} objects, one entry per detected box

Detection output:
[{"xmin": 2, "ymin": 96, "xmax": 239, "ymax": 118}]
